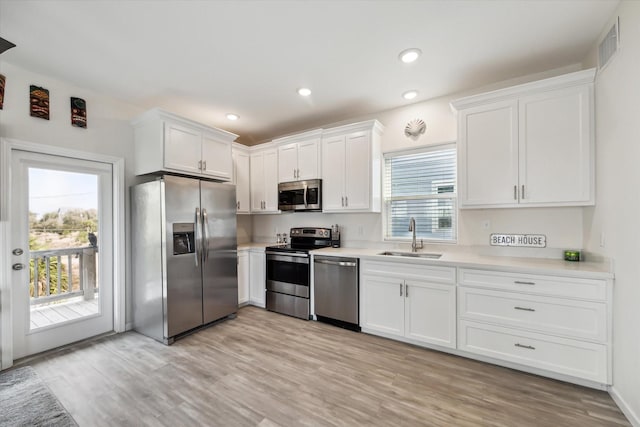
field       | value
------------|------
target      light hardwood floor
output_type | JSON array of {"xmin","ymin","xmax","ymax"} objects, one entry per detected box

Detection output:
[{"xmin": 23, "ymin": 306, "xmax": 629, "ymax": 427}]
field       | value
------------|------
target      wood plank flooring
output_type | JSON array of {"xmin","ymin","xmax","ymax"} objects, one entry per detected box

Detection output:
[{"xmin": 22, "ymin": 306, "xmax": 629, "ymax": 427}]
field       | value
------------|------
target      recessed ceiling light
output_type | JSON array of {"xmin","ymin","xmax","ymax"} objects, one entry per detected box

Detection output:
[
  {"xmin": 399, "ymin": 48, "xmax": 421, "ymax": 64},
  {"xmin": 402, "ymin": 90, "xmax": 418, "ymax": 100},
  {"xmin": 226, "ymin": 113, "xmax": 239, "ymax": 120},
  {"xmin": 297, "ymin": 88, "xmax": 312, "ymax": 97}
]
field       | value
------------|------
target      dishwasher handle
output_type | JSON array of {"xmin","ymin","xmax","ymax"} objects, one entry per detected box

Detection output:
[{"xmin": 314, "ymin": 258, "xmax": 357, "ymax": 267}]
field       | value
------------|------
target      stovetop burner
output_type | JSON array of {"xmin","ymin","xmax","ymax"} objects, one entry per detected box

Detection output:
[{"xmin": 266, "ymin": 227, "xmax": 332, "ymax": 254}]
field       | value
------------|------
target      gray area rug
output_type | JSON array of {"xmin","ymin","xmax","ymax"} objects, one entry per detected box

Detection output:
[{"xmin": 0, "ymin": 366, "xmax": 77, "ymax": 427}]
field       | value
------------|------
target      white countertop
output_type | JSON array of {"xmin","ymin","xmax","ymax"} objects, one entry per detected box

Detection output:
[
  {"xmin": 309, "ymin": 247, "xmax": 614, "ymax": 280},
  {"xmin": 237, "ymin": 243, "xmax": 613, "ymax": 279}
]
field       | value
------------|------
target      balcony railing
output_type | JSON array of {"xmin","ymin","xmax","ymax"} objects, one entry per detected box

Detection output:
[{"xmin": 30, "ymin": 246, "xmax": 97, "ymax": 305}]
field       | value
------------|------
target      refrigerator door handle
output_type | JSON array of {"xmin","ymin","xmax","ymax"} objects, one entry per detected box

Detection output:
[
  {"xmin": 202, "ymin": 208, "xmax": 210, "ymax": 264},
  {"xmin": 194, "ymin": 207, "xmax": 201, "ymax": 267}
]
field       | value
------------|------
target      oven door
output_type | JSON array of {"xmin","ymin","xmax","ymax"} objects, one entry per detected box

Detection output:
[{"xmin": 265, "ymin": 252, "xmax": 310, "ymax": 297}]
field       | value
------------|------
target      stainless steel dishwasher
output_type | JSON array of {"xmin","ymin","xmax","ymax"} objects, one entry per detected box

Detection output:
[{"xmin": 313, "ymin": 255, "xmax": 360, "ymax": 331}]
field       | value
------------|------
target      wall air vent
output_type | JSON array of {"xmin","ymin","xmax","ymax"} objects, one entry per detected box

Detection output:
[{"xmin": 598, "ymin": 17, "xmax": 619, "ymax": 71}]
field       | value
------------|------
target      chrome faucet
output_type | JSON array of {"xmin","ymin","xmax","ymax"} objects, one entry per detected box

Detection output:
[{"xmin": 408, "ymin": 217, "xmax": 424, "ymax": 252}]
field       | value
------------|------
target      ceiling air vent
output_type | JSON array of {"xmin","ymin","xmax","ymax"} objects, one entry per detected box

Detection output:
[{"xmin": 598, "ymin": 17, "xmax": 619, "ymax": 71}]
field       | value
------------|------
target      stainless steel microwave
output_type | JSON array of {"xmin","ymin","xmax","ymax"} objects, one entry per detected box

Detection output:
[{"xmin": 278, "ymin": 179, "xmax": 322, "ymax": 212}]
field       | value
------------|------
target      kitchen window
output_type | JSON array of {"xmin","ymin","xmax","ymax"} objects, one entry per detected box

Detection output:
[{"xmin": 383, "ymin": 144, "xmax": 457, "ymax": 242}]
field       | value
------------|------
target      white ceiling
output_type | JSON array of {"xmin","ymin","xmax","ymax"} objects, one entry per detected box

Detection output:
[{"xmin": 0, "ymin": 0, "xmax": 619, "ymax": 145}]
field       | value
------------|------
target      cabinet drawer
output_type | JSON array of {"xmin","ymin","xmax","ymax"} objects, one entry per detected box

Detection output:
[
  {"xmin": 458, "ymin": 320, "xmax": 607, "ymax": 383},
  {"xmin": 362, "ymin": 260, "xmax": 455, "ymax": 284},
  {"xmin": 458, "ymin": 269, "xmax": 606, "ymax": 301},
  {"xmin": 458, "ymin": 287, "xmax": 606, "ymax": 341}
]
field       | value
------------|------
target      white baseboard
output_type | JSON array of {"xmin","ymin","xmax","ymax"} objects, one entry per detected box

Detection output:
[{"xmin": 610, "ymin": 386, "xmax": 640, "ymax": 427}]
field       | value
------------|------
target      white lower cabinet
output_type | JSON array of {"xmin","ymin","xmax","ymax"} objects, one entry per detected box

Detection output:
[
  {"xmin": 458, "ymin": 320, "xmax": 607, "ymax": 383},
  {"xmin": 457, "ymin": 268, "xmax": 611, "ymax": 385},
  {"xmin": 361, "ymin": 260, "xmax": 456, "ymax": 349},
  {"xmin": 249, "ymin": 249, "xmax": 266, "ymax": 307},
  {"xmin": 237, "ymin": 249, "xmax": 249, "ymax": 305}
]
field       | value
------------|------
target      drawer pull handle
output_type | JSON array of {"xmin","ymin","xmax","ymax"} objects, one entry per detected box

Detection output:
[
  {"xmin": 515, "ymin": 343, "xmax": 536, "ymax": 350},
  {"xmin": 514, "ymin": 306, "xmax": 535, "ymax": 312},
  {"xmin": 514, "ymin": 280, "xmax": 535, "ymax": 285},
  {"xmin": 514, "ymin": 342, "xmax": 536, "ymax": 350}
]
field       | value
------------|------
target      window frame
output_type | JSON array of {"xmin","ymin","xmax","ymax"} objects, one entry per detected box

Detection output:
[{"xmin": 382, "ymin": 142, "xmax": 458, "ymax": 244}]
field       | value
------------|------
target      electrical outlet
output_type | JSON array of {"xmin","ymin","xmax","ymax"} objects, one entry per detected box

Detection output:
[
  {"xmin": 600, "ymin": 232, "xmax": 605, "ymax": 248},
  {"xmin": 358, "ymin": 225, "xmax": 364, "ymax": 236},
  {"xmin": 481, "ymin": 220, "xmax": 490, "ymax": 230}
]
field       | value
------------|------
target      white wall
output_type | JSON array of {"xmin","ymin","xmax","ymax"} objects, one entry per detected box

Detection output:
[
  {"xmin": 582, "ymin": 2, "xmax": 640, "ymax": 423},
  {"xmin": 0, "ymin": 61, "xmax": 142, "ymax": 325},
  {"xmin": 253, "ymin": 67, "xmax": 586, "ymax": 255}
]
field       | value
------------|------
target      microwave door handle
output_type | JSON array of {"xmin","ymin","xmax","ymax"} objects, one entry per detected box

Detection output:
[{"xmin": 303, "ymin": 183, "xmax": 308, "ymax": 208}]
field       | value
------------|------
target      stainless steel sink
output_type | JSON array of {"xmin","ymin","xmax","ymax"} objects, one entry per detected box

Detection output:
[{"xmin": 378, "ymin": 251, "xmax": 442, "ymax": 259}]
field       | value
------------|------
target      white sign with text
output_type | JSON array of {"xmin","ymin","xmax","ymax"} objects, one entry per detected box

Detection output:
[{"xmin": 490, "ymin": 234, "xmax": 546, "ymax": 248}]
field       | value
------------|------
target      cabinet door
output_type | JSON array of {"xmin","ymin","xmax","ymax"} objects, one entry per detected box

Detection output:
[
  {"xmin": 518, "ymin": 85, "xmax": 593, "ymax": 205},
  {"xmin": 263, "ymin": 149, "xmax": 279, "ymax": 212},
  {"xmin": 321, "ymin": 135, "xmax": 346, "ymax": 211},
  {"xmin": 297, "ymin": 139, "xmax": 320, "ymax": 180},
  {"xmin": 250, "ymin": 152, "xmax": 265, "ymax": 212},
  {"xmin": 278, "ymin": 143, "xmax": 298, "ymax": 183},
  {"xmin": 249, "ymin": 251, "xmax": 266, "ymax": 307},
  {"xmin": 404, "ymin": 280, "xmax": 456, "ymax": 348},
  {"xmin": 344, "ymin": 132, "xmax": 370, "ymax": 210},
  {"xmin": 234, "ymin": 150, "xmax": 251, "ymax": 214},
  {"xmin": 238, "ymin": 251, "xmax": 249, "ymax": 305},
  {"xmin": 164, "ymin": 121, "xmax": 202, "ymax": 174},
  {"xmin": 202, "ymin": 132, "xmax": 232, "ymax": 181},
  {"xmin": 458, "ymin": 100, "xmax": 519, "ymax": 207},
  {"xmin": 361, "ymin": 275, "xmax": 404, "ymax": 337}
]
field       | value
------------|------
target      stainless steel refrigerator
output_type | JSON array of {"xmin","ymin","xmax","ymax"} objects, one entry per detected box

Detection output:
[{"xmin": 131, "ymin": 175, "xmax": 238, "ymax": 344}]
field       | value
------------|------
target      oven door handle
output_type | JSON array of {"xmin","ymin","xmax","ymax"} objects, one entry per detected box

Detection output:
[{"xmin": 266, "ymin": 252, "xmax": 310, "ymax": 264}]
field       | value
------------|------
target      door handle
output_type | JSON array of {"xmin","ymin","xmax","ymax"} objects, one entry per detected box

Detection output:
[
  {"xmin": 405, "ymin": 283, "xmax": 408, "ymax": 298},
  {"xmin": 345, "ymin": 196, "xmax": 348, "ymax": 207},
  {"xmin": 399, "ymin": 283, "xmax": 403, "ymax": 296},
  {"xmin": 194, "ymin": 207, "xmax": 201, "ymax": 267},
  {"xmin": 522, "ymin": 185, "xmax": 525, "ymax": 199},
  {"xmin": 12, "ymin": 263, "xmax": 26, "ymax": 271},
  {"xmin": 303, "ymin": 183, "xmax": 308, "ymax": 208},
  {"xmin": 202, "ymin": 208, "xmax": 210, "ymax": 264}
]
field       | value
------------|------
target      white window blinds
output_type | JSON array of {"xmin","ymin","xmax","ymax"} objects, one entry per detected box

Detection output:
[{"xmin": 384, "ymin": 145, "xmax": 457, "ymax": 242}]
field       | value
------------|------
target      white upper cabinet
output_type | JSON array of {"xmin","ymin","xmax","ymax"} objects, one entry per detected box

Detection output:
[
  {"xmin": 250, "ymin": 147, "xmax": 279, "ymax": 213},
  {"xmin": 451, "ymin": 69, "xmax": 595, "ymax": 208},
  {"xmin": 232, "ymin": 145, "xmax": 251, "ymax": 214},
  {"xmin": 132, "ymin": 109, "xmax": 237, "ymax": 181},
  {"xmin": 274, "ymin": 129, "xmax": 322, "ymax": 183},
  {"xmin": 321, "ymin": 120, "xmax": 384, "ymax": 213}
]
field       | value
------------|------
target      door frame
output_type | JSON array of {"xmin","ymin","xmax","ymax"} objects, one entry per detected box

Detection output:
[{"xmin": 0, "ymin": 138, "xmax": 126, "ymax": 369}]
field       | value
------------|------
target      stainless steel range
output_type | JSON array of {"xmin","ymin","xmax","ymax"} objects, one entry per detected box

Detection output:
[{"xmin": 265, "ymin": 227, "xmax": 332, "ymax": 319}]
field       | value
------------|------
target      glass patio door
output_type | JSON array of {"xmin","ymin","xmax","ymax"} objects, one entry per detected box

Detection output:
[{"xmin": 11, "ymin": 150, "xmax": 113, "ymax": 359}]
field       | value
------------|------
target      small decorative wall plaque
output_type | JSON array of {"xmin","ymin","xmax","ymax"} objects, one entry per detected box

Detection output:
[
  {"xmin": 30, "ymin": 85, "xmax": 50, "ymax": 120},
  {"xmin": 404, "ymin": 118, "xmax": 426, "ymax": 138},
  {"xmin": 0, "ymin": 74, "xmax": 5, "ymax": 110},
  {"xmin": 490, "ymin": 234, "xmax": 546, "ymax": 248},
  {"xmin": 70, "ymin": 97, "xmax": 87, "ymax": 128}
]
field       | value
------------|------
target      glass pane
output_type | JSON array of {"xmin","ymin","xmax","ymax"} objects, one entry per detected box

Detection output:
[
  {"xmin": 28, "ymin": 168, "xmax": 100, "ymax": 330},
  {"xmin": 387, "ymin": 199, "xmax": 455, "ymax": 241}
]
